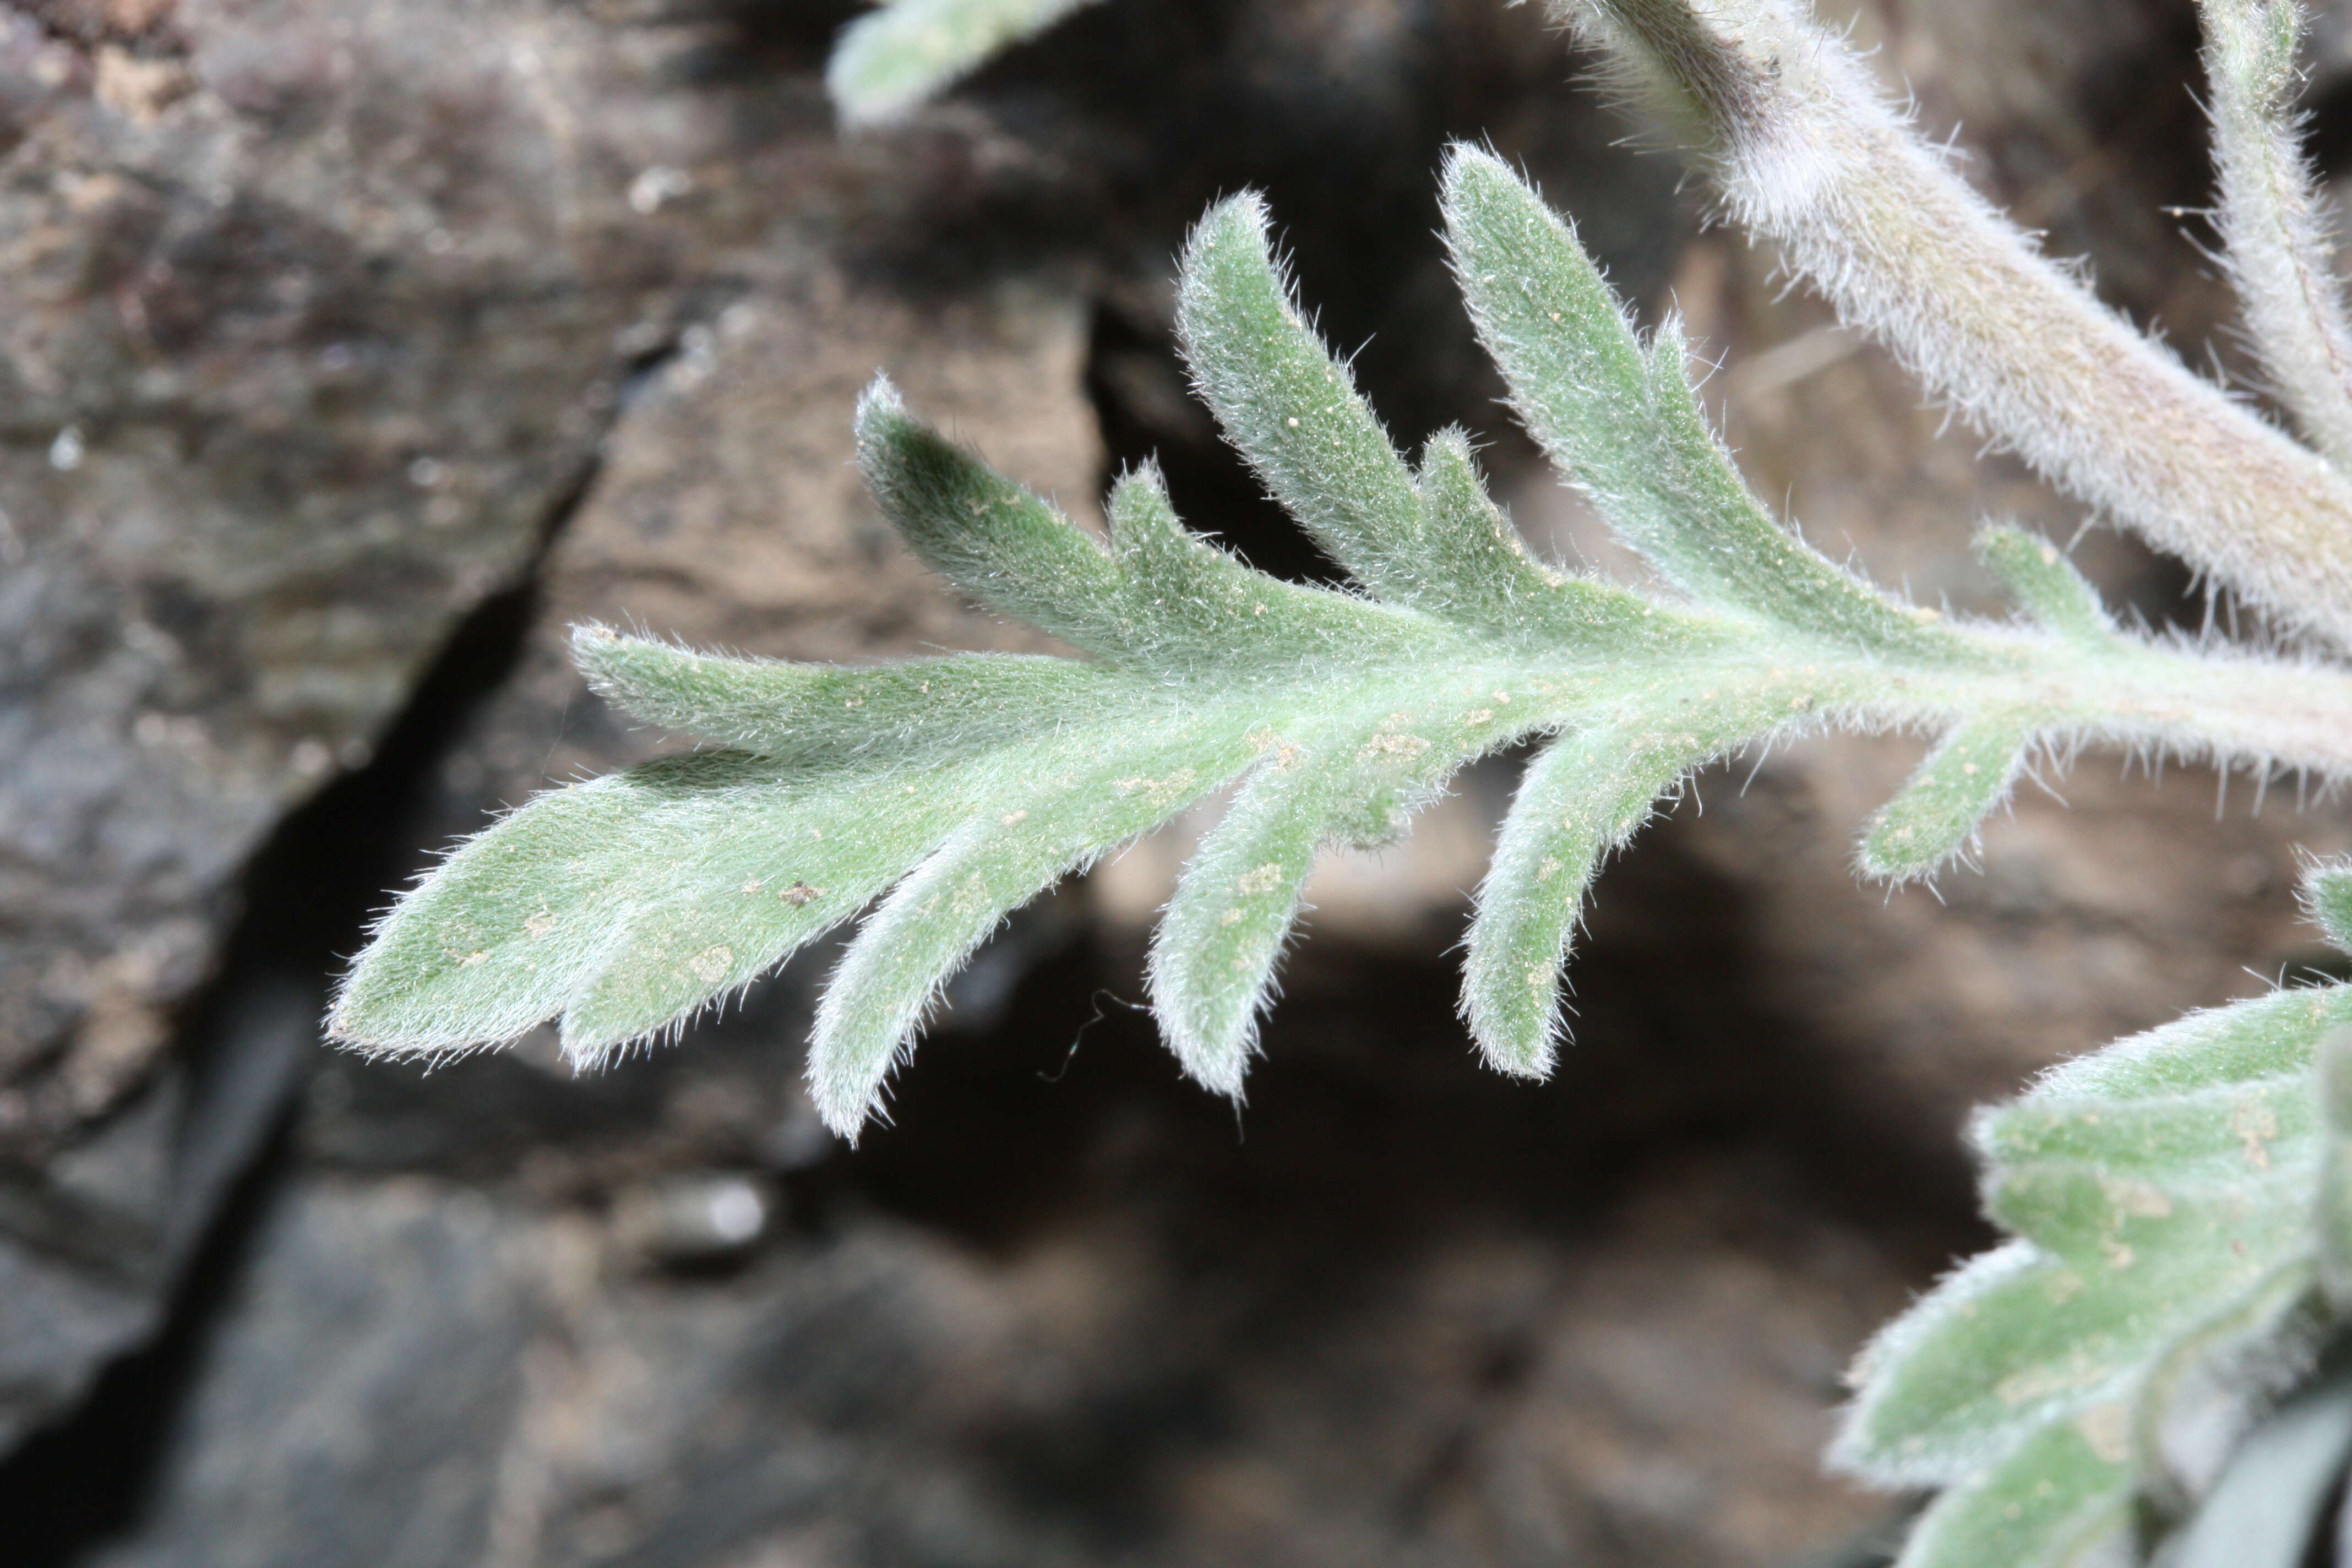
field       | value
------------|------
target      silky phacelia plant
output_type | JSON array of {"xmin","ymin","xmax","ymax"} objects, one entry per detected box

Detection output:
[{"xmin": 341, "ymin": 1, "xmax": 2352, "ymax": 1561}]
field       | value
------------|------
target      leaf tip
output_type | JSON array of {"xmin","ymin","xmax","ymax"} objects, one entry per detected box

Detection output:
[
  {"xmin": 1106, "ymin": 457, "xmax": 1171, "ymax": 516},
  {"xmin": 1166, "ymin": 1021, "xmax": 1251, "ymax": 1102},
  {"xmin": 1145, "ymin": 949, "xmax": 1265, "ymax": 1104},
  {"xmin": 568, "ymin": 618, "xmax": 629, "ymax": 683},
  {"xmin": 320, "ymin": 990, "xmax": 371, "ymax": 1050},
  {"xmin": 806, "ymin": 1033, "xmax": 888, "ymax": 1147},
  {"xmin": 2302, "ymin": 856, "xmax": 2352, "ymax": 954},
  {"xmin": 807, "ymin": 956, "xmax": 927, "ymax": 1147},
  {"xmin": 1855, "ymin": 718, "xmax": 2030, "ymax": 885},
  {"xmin": 1185, "ymin": 188, "xmax": 1270, "ymax": 253},
  {"xmin": 1472, "ymin": 1017, "xmax": 1559, "ymax": 1082},
  {"xmin": 1853, "ymin": 821, "xmax": 1953, "ymax": 884},
  {"xmin": 854, "ymin": 371, "xmax": 907, "ymax": 434},
  {"xmin": 322, "ymin": 929, "xmax": 444, "ymax": 1058},
  {"xmin": 1438, "ymin": 138, "xmax": 1511, "ymax": 198}
]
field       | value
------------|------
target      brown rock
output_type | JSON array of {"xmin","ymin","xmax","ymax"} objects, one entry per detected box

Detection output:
[{"xmin": 0, "ymin": 0, "xmax": 1080, "ymax": 1452}]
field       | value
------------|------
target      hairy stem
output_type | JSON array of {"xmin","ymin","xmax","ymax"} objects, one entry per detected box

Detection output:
[
  {"xmin": 2201, "ymin": 0, "xmax": 2352, "ymax": 468},
  {"xmin": 1550, "ymin": 628, "xmax": 2352, "ymax": 781},
  {"xmin": 1552, "ymin": 0, "xmax": 2352, "ymax": 647}
]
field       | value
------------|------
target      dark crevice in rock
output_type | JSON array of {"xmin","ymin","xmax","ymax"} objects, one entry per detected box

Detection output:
[
  {"xmin": 1, "ymin": 1108, "xmax": 293, "ymax": 1566},
  {"xmin": 0, "ymin": 414, "xmax": 620, "ymax": 1537},
  {"xmin": 186, "ymin": 422, "xmax": 618, "ymax": 1059}
]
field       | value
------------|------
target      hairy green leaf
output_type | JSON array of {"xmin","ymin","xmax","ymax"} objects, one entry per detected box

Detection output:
[
  {"xmin": 333, "ymin": 752, "xmax": 963, "ymax": 1063},
  {"xmin": 1441, "ymin": 144, "xmax": 1957, "ymax": 656},
  {"xmin": 1842, "ymin": 1242, "xmax": 2177, "ymax": 1484},
  {"xmin": 1856, "ymin": 715, "xmax": 2033, "ymax": 882},
  {"xmin": 342, "ymin": 140, "xmax": 2352, "ymax": 1172},
  {"xmin": 853, "ymin": 380, "xmax": 1135, "ymax": 655},
  {"xmin": 577, "ymin": 629, "xmax": 1126, "ymax": 767},
  {"xmin": 1977, "ymin": 525, "xmax": 2117, "ymax": 650},
  {"xmin": 2032, "ymin": 986, "xmax": 2352, "ymax": 1101},
  {"xmin": 329, "ymin": 15, "xmax": 2352, "ymax": 1554},
  {"xmin": 1839, "ymin": 861, "xmax": 2352, "ymax": 1560},
  {"xmin": 1148, "ymin": 749, "xmax": 1341, "ymax": 1096},
  {"xmin": 1984, "ymin": 1154, "xmax": 2310, "ymax": 1282},
  {"xmin": 1412, "ymin": 428, "xmax": 1664, "ymax": 646},
  {"xmin": 1888, "ymin": 1418, "xmax": 2132, "ymax": 1568},
  {"xmin": 1974, "ymin": 1077, "xmax": 2316, "ymax": 1181},
  {"xmin": 1461, "ymin": 701, "xmax": 1768, "ymax": 1076},
  {"xmin": 2304, "ymin": 858, "xmax": 2352, "ymax": 954},
  {"xmin": 825, "ymin": 0, "xmax": 1104, "ymax": 127},
  {"xmin": 1176, "ymin": 195, "xmax": 1431, "ymax": 607},
  {"xmin": 809, "ymin": 719, "xmax": 1254, "ymax": 1137}
]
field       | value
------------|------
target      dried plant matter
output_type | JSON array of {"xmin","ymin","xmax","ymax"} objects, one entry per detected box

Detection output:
[{"xmin": 342, "ymin": 1, "xmax": 2352, "ymax": 1560}]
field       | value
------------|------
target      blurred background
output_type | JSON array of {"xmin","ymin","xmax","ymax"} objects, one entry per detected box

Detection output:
[{"xmin": 7, "ymin": 0, "xmax": 2352, "ymax": 1562}]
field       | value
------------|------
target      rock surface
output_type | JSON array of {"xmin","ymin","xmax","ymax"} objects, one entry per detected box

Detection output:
[
  {"xmin": 0, "ymin": 0, "xmax": 1098, "ymax": 1456},
  {"xmin": 65, "ymin": 1150, "xmax": 1917, "ymax": 1568}
]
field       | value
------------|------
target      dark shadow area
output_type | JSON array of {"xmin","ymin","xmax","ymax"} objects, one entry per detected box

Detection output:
[
  {"xmin": 842, "ymin": 825, "xmax": 1981, "ymax": 1275},
  {"xmin": 804, "ymin": 824, "xmax": 1977, "ymax": 1555},
  {"xmin": 1083, "ymin": 295, "xmax": 1337, "ymax": 583},
  {"xmin": 2302, "ymin": 70, "xmax": 2352, "ymax": 184}
]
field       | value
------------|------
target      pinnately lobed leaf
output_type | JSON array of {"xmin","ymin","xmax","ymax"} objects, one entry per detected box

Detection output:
[
  {"xmin": 1836, "ymin": 860, "xmax": 2352, "ymax": 1564},
  {"xmin": 1440, "ymin": 144, "xmax": 1959, "ymax": 658},
  {"xmin": 342, "ymin": 0, "xmax": 2352, "ymax": 1555},
  {"xmin": 341, "ymin": 138, "xmax": 2352, "ymax": 1158}
]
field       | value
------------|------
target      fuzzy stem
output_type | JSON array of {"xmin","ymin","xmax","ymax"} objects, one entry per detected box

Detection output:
[
  {"xmin": 1553, "ymin": 0, "xmax": 2352, "ymax": 647},
  {"xmin": 1566, "ymin": 627, "xmax": 2352, "ymax": 784},
  {"xmin": 2200, "ymin": 0, "xmax": 2352, "ymax": 469}
]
